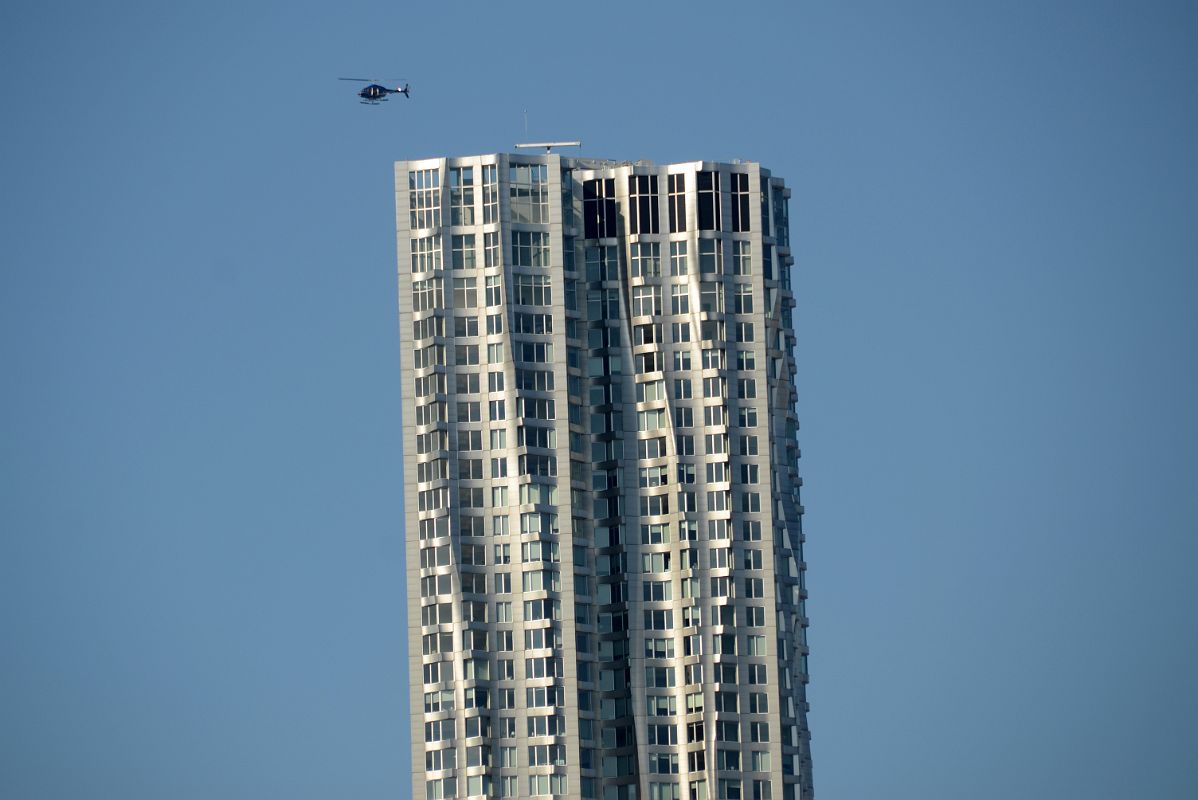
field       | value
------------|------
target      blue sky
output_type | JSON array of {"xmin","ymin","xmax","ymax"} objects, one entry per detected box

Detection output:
[{"xmin": 2, "ymin": 1, "xmax": 1196, "ymax": 798}]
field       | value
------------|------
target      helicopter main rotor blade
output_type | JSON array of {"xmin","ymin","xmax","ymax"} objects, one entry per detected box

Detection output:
[{"xmin": 338, "ymin": 77, "xmax": 374, "ymax": 82}]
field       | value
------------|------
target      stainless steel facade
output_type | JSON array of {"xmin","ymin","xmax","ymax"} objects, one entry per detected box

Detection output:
[{"xmin": 396, "ymin": 154, "xmax": 812, "ymax": 800}]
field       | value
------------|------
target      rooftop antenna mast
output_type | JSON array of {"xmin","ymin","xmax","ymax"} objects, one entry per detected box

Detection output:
[
  {"xmin": 516, "ymin": 108, "xmax": 580, "ymax": 153},
  {"xmin": 514, "ymin": 141, "xmax": 583, "ymax": 154}
]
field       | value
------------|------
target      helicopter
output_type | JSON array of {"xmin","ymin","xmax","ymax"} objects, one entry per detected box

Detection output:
[{"xmin": 339, "ymin": 78, "xmax": 411, "ymax": 105}]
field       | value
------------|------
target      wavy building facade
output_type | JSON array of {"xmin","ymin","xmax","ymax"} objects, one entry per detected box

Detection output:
[{"xmin": 395, "ymin": 153, "xmax": 812, "ymax": 800}]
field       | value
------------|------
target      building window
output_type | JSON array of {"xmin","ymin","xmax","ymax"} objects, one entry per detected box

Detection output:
[
  {"xmin": 512, "ymin": 230, "xmax": 550, "ymax": 267},
  {"xmin": 453, "ymin": 277, "xmax": 477, "ymax": 308},
  {"xmin": 730, "ymin": 171, "xmax": 750, "ymax": 232},
  {"xmin": 510, "ymin": 163, "xmax": 549, "ymax": 224},
  {"xmin": 699, "ymin": 239, "xmax": 722, "ymax": 276},
  {"xmin": 527, "ymin": 774, "xmax": 568, "ymax": 797},
  {"xmin": 426, "ymin": 777, "xmax": 457, "ymax": 800},
  {"xmin": 630, "ymin": 241, "xmax": 661, "ymax": 277},
  {"xmin": 409, "ymin": 168, "xmax": 441, "ymax": 229},
  {"xmin": 449, "ymin": 166, "xmax": 474, "ymax": 225},
  {"xmin": 697, "ymin": 170, "xmax": 721, "ymax": 231},
  {"xmin": 732, "ymin": 240, "xmax": 752, "ymax": 275},
  {"xmin": 412, "ymin": 277, "xmax": 443, "ymax": 312},
  {"xmin": 586, "ymin": 244, "xmax": 618, "ymax": 281},
  {"xmin": 454, "ymin": 316, "xmax": 478, "ymax": 339},
  {"xmin": 451, "ymin": 234, "xmax": 476, "ymax": 269},
  {"xmin": 629, "ymin": 174, "xmax": 660, "ymax": 234},
  {"xmin": 718, "ymin": 778, "xmax": 742, "ymax": 800},
  {"xmin": 482, "ymin": 163, "xmax": 499, "ymax": 224},
  {"xmin": 514, "ymin": 274, "xmax": 552, "ymax": 306},
  {"xmin": 669, "ymin": 284, "xmax": 690, "ymax": 315},
  {"xmin": 668, "ymin": 173, "xmax": 686, "ymax": 232},
  {"xmin": 485, "ymin": 275, "xmax": 503, "ymax": 306},
  {"xmin": 411, "ymin": 234, "xmax": 441, "ymax": 274},
  {"xmin": 632, "ymin": 285, "xmax": 662, "ymax": 317},
  {"xmin": 584, "ymin": 178, "xmax": 617, "ymax": 239},
  {"xmin": 670, "ymin": 240, "xmax": 688, "ymax": 276},
  {"xmin": 701, "ymin": 348, "xmax": 725, "ymax": 370},
  {"xmin": 482, "ymin": 231, "xmax": 500, "ymax": 268},
  {"xmin": 699, "ymin": 282, "xmax": 723, "ymax": 313},
  {"xmin": 561, "ymin": 169, "xmax": 575, "ymax": 228},
  {"xmin": 734, "ymin": 284, "xmax": 754, "ymax": 314},
  {"xmin": 773, "ymin": 189, "xmax": 789, "ymax": 247},
  {"xmin": 412, "ymin": 314, "xmax": 444, "ymax": 341}
]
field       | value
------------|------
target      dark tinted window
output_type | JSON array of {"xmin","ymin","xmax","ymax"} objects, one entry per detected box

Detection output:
[
  {"xmin": 730, "ymin": 172, "xmax": 750, "ymax": 232},
  {"xmin": 583, "ymin": 178, "xmax": 617, "ymax": 239},
  {"xmin": 668, "ymin": 174, "xmax": 686, "ymax": 233},
  {"xmin": 697, "ymin": 171, "xmax": 721, "ymax": 231},
  {"xmin": 628, "ymin": 175, "xmax": 659, "ymax": 234}
]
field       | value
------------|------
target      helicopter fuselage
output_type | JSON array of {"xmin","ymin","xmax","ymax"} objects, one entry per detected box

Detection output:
[{"xmin": 358, "ymin": 84, "xmax": 391, "ymax": 101}]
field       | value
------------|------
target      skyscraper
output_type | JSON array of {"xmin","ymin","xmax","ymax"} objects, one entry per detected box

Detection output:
[{"xmin": 396, "ymin": 153, "xmax": 812, "ymax": 800}]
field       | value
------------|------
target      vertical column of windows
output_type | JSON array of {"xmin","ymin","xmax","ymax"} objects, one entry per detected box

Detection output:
[
  {"xmin": 483, "ymin": 225, "xmax": 503, "ymax": 349},
  {"xmin": 760, "ymin": 181, "xmax": 771, "ymax": 237},
  {"xmin": 416, "ymin": 257, "xmax": 457, "ymax": 800},
  {"xmin": 510, "ymin": 159, "xmax": 569, "ymax": 799},
  {"xmin": 630, "ymin": 166, "xmax": 693, "ymax": 798},
  {"xmin": 668, "ymin": 238, "xmax": 693, "ymax": 350},
  {"xmin": 440, "ymin": 165, "xmax": 499, "ymax": 799},
  {"xmin": 583, "ymin": 177, "xmax": 636, "ymax": 797},
  {"xmin": 754, "ymin": 173, "xmax": 809, "ymax": 798}
]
